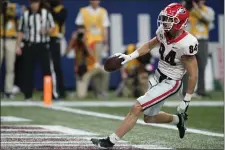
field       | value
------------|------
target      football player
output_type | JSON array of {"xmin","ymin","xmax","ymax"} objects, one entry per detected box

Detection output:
[{"xmin": 91, "ymin": 3, "xmax": 198, "ymax": 148}]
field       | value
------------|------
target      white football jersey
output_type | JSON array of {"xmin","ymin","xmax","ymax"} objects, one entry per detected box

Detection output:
[{"xmin": 155, "ymin": 26, "xmax": 198, "ymax": 80}]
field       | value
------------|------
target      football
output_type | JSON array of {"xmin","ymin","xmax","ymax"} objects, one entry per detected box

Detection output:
[{"xmin": 104, "ymin": 55, "xmax": 124, "ymax": 72}]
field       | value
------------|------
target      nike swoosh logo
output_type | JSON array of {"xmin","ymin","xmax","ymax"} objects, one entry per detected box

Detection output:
[{"xmin": 172, "ymin": 46, "xmax": 178, "ymax": 49}]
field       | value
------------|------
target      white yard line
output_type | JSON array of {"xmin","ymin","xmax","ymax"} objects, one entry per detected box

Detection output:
[
  {"xmin": 1, "ymin": 100, "xmax": 224, "ymax": 107},
  {"xmin": 43, "ymin": 106, "xmax": 224, "ymax": 138}
]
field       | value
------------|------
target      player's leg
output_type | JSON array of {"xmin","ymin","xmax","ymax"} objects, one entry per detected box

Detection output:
[
  {"xmin": 91, "ymin": 78, "xmax": 183, "ymax": 148},
  {"xmin": 143, "ymin": 112, "xmax": 186, "ymax": 138},
  {"xmin": 91, "ymin": 101, "xmax": 143, "ymax": 148},
  {"xmin": 115, "ymin": 101, "xmax": 143, "ymax": 137},
  {"xmin": 139, "ymin": 79, "xmax": 186, "ymax": 138},
  {"xmin": 143, "ymin": 111, "xmax": 176, "ymax": 124}
]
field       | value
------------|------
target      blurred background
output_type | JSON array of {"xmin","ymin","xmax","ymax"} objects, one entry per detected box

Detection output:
[
  {"xmin": 0, "ymin": 0, "xmax": 224, "ymax": 100},
  {"xmin": 1, "ymin": 1, "xmax": 224, "ymax": 149}
]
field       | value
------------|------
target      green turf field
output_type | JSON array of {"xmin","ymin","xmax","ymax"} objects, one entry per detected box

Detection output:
[
  {"xmin": 1, "ymin": 106, "xmax": 224, "ymax": 149},
  {"xmin": 8, "ymin": 90, "xmax": 224, "ymax": 101},
  {"xmin": 74, "ymin": 106, "xmax": 224, "ymax": 133},
  {"xmin": 1, "ymin": 91, "xmax": 224, "ymax": 149}
]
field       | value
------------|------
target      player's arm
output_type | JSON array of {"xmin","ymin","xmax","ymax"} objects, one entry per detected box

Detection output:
[
  {"xmin": 137, "ymin": 37, "xmax": 159, "ymax": 56},
  {"xmin": 177, "ymin": 55, "xmax": 198, "ymax": 114},
  {"xmin": 177, "ymin": 42, "xmax": 198, "ymax": 114},
  {"xmin": 117, "ymin": 37, "xmax": 159, "ymax": 65},
  {"xmin": 182, "ymin": 55, "xmax": 198, "ymax": 95}
]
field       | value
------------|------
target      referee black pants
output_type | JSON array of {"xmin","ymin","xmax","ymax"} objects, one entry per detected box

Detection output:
[
  {"xmin": 14, "ymin": 41, "xmax": 28, "ymax": 90},
  {"xmin": 22, "ymin": 43, "xmax": 51, "ymax": 99},
  {"xmin": 50, "ymin": 37, "xmax": 65, "ymax": 98}
]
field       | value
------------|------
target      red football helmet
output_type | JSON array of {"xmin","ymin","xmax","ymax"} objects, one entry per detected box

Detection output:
[{"xmin": 157, "ymin": 3, "xmax": 189, "ymax": 31}]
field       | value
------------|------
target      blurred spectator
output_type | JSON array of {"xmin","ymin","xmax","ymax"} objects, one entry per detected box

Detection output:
[
  {"xmin": 116, "ymin": 44, "xmax": 155, "ymax": 98},
  {"xmin": 12, "ymin": 5, "xmax": 27, "ymax": 95},
  {"xmin": 66, "ymin": 25, "xmax": 108, "ymax": 99},
  {"xmin": 75, "ymin": 0, "xmax": 110, "ymax": 64},
  {"xmin": 182, "ymin": 0, "xmax": 215, "ymax": 97},
  {"xmin": 48, "ymin": 0, "xmax": 67, "ymax": 99},
  {"xmin": 0, "ymin": 0, "xmax": 22, "ymax": 99},
  {"xmin": 74, "ymin": 0, "xmax": 110, "ymax": 98},
  {"xmin": 16, "ymin": 0, "xmax": 55, "ymax": 100}
]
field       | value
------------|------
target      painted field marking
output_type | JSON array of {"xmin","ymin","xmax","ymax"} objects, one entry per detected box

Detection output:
[
  {"xmin": 1, "ymin": 134, "xmax": 90, "ymax": 137},
  {"xmin": 1, "ymin": 137, "xmax": 128, "ymax": 144},
  {"xmin": 1, "ymin": 125, "xmax": 96, "ymax": 135},
  {"xmin": 1, "ymin": 143, "xmax": 171, "ymax": 149},
  {"xmin": 44, "ymin": 106, "xmax": 224, "ymax": 138},
  {"xmin": 2, "ymin": 142, "xmax": 130, "ymax": 144},
  {"xmin": 1, "ymin": 116, "xmax": 32, "ymax": 122},
  {"xmin": 1, "ymin": 125, "xmax": 171, "ymax": 149},
  {"xmin": 1, "ymin": 100, "xmax": 223, "ymax": 107}
]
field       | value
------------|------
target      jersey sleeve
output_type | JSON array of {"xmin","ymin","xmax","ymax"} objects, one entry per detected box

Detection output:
[
  {"xmin": 155, "ymin": 25, "xmax": 166, "ymax": 43},
  {"xmin": 183, "ymin": 37, "xmax": 199, "ymax": 56},
  {"xmin": 155, "ymin": 27, "xmax": 162, "ymax": 42}
]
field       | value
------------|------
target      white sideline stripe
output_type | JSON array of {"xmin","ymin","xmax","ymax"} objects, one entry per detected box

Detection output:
[
  {"xmin": 1, "ymin": 116, "xmax": 32, "ymax": 122},
  {"xmin": 38, "ymin": 125, "xmax": 97, "ymax": 135},
  {"xmin": 134, "ymin": 144, "xmax": 171, "ymax": 149},
  {"xmin": 0, "ymin": 136, "xmax": 95, "ymax": 138},
  {"xmin": 1, "ymin": 101, "xmax": 223, "ymax": 107},
  {"xmin": 1, "ymin": 134, "xmax": 68, "ymax": 136},
  {"xmin": 1, "ymin": 129, "xmax": 50, "ymax": 132},
  {"xmin": 44, "ymin": 106, "xmax": 224, "ymax": 138}
]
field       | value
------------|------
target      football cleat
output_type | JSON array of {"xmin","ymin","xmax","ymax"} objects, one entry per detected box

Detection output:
[
  {"xmin": 91, "ymin": 137, "xmax": 114, "ymax": 148},
  {"xmin": 176, "ymin": 113, "xmax": 187, "ymax": 139}
]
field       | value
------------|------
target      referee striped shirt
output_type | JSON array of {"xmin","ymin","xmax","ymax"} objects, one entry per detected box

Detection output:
[{"xmin": 18, "ymin": 8, "xmax": 55, "ymax": 43}]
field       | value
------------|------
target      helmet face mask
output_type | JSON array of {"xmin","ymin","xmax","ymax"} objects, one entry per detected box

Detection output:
[
  {"xmin": 157, "ymin": 11, "xmax": 176, "ymax": 31},
  {"xmin": 157, "ymin": 3, "xmax": 189, "ymax": 32}
]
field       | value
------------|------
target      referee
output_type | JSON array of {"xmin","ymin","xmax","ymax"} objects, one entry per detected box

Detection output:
[{"xmin": 16, "ymin": 0, "xmax": 55, "ymax": 100}]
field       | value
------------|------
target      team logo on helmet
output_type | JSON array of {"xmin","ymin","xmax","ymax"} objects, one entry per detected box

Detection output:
[{"xmin": 177, "ymin": 8, "xmax": 186, "ymax": 14}]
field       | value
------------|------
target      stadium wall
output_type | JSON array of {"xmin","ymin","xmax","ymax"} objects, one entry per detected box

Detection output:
[{"xmin": 0, "ymin": 0, "xmax": 224, "ymax": 91}]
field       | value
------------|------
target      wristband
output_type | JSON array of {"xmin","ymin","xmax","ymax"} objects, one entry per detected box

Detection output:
[
  {"xmin": 184, "ymin": 93, "xmax": 192, "ymax": 101},
  {"xmin": 129, "ymin": 50, "xmax": 139, "ymax": 59}
]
